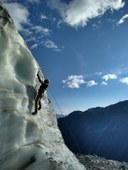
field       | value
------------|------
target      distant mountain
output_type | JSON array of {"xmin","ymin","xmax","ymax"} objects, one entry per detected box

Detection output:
[
  {"xmin": 56, "ymin": 114, "xmax": 64, "ymax": 119},
  {"xmin": 58, "ymin": 100, "xmax": 128, "ymax": 162}
]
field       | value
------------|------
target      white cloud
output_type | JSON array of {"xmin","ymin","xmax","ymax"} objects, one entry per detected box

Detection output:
[
  {"xmin": 43, "ymin": 39, "xmax": 58, "ymax": 49},
  {"xmin": 3, "ymin": 2, "xmax": 50, "ymax": 35},
  {"xmin": 40, "ymin": 39, "xmax": 61, "ymax": 52},
  {"xmin": 41, "ymin": 14, "xmax": 48, "ymax": 20},
  {"xmin": 87, "ymin": 80, "xmax": 98, "ymax": 87},
  {"xmin": 117, "ymin": 14, "xmax": 128, "ymax": 25},
  {"xmin": 62, "ymin": 75, "xmax": 86, "ymax": 88},
  {"xmin": 102, "ymin": 74, "xmax": 118, "ymax": 81},
  {"xmin": 26, "ymin": 0, "xmax": 40, "ymax": 3},
  {"xmin": 54, "ymin": 48, "xmax": 61, "ymax": 52},
  {"xmin": 49, "ymin": 0, "xmax": 125, "ymax": 27},
  {"xmin": 120, "ymin": 77, "xmax": 128, "ymax": 85},
  {"xmin": 30, "ymin": 39, "xmax": 60, "ymax": 51},
  {"xmin": 31, "ymin": 43, "xmax": 38, "ymax": 49},
  {"xmin": 3, "ymin": 2, "xmax": 30, "ymax": 31},
  {"xmin": 95, "ymin": 72, "xmax": 102, "ymax": 76},
  {"xmin": 101, "ymin": 81, "xmax": 108, "ymax": 86},
  {"xmin": 31, "ymin": 25, "xmax": 50, "ymax": 35},
  {"xmin": 2, "ymin": 1, "xmax": 59, "ymax": 51},
  {"xmin": 25, "ymin": 25, "xmax": 51, "ymax": 49},
  {"xmin": 57, "ymin": 20, "xmax": 63, "ymax": 28}
]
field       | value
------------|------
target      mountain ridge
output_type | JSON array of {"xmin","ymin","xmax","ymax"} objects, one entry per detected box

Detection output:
[
  {"xmin": 67, "ymin": 100, "xmax": 128, "ymax": 117},
  {"xmin": 58, "ymin": 100, "xmax": 128, "ymax": 162}
]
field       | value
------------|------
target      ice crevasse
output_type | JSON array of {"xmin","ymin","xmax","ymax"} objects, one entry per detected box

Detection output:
[{"xmin": 0, "ymin": 3, "xmax": 86, "ymax": 170}]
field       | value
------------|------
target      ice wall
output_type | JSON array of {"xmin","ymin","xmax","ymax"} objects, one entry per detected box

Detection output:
[{"xmin": 0, "ymin": 3, "xmax": 86, "ymax": 170}]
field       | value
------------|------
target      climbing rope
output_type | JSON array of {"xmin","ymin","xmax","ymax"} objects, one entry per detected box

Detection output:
[
  {"xmin": 34, "ymin": 67, "xmax": 83, "ymax": 153},
  {"xmin": 48, "ymin": 87, "xmax": 83, "ymax": 154},
  {"xmin": 49, "ymin": 87, "xmax": 62, "ymax": 115}
]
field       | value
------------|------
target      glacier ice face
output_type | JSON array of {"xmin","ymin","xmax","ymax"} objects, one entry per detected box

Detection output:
[{"xmin": 0, "ymin": 3, "xmax": 86, "ymax": 170}]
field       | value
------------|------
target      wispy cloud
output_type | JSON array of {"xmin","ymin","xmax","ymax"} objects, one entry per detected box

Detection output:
[
  {"xmin": 43, "ymin": 39, "xmax": 61, "ymax": 51},
  {"xmin": 2, "ymin": 2, "xmax": 60, "ymax": 51},
  {"xmin": 95, "ymin": 72, "xmax": 102, "ymax": 76},
  {"xmin": 43, "ymin": 39, "xmax": 58, "ymax": 49},
  {"xmin": 102, "ymin": 74, "xmax": 118, "ymax": 81},
  {"xmin": 41, "ymin": 14, "xmax": 48, "ymax": 20},
  {"xmin": 24, "ymin": 24, "xmax": 52, "ymax": 49},
  {"xmin": 48, "ymin": 0, "xmax": 125, "ymax": 28},
  {"xmin": 117, "ymin": 14, "xmax": 128, "ymax": 25},
  {"xmin": 101, "ymin": 81, "xmax": 108, "ymax": 86},
  {"xmin": 3, "ymin": 2, "xmax": 30, "ymax": 31},
  {"xmin": 31, "ymin": 43, "xmax": 38, "ymax": 49},
  {"xmin": 120, "ymin": 77, "xmax": 128, "ymax": 85},
  {"xmin": 26, "ymin": 0, "xmax": 40, "ymax": 3},
  {"xmin": 3, "ymin": 2, "xmax": 45, "ymax": 34},
  {"xmin": 31, "ymin": 25, "xmax": 50, "ymax": 35},
  {"xmin": 87, "ymin": 80, "xmax": 98, "ymax": 87},
  {"xmin": 62, "ymin": 75, "xmax": 86, "ymax": 88},
  {"xmin": 30, "ymin": 39, "xmax": 61, "ymax": 51}
]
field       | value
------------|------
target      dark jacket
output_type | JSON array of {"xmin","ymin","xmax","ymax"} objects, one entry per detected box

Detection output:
[{"xmin": 38, "ymin": 83, "xmax": 48, "ymax": 94}]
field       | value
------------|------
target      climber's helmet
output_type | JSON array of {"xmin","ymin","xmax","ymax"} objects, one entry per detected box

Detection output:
[{"xmin": 44, "ymin": 79, "xmax": 50, "ymax": 84}]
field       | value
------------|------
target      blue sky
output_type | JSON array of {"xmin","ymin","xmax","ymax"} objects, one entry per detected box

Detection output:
[{"xmin": 2, "ymin": 0, "xmax": 128, "ymax": 115}]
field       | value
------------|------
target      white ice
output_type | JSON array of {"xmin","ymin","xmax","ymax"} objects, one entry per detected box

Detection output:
[{"xmin": 0, "ymin": 3, "xmax": 86, "ymax": 170}]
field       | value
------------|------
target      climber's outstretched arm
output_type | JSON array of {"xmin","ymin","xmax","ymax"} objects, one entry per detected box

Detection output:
[{"xmin": 37, "ymin": 73, "xmax": 43, "ymax": 83}]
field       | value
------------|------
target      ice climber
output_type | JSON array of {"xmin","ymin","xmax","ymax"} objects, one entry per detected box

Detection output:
[{"xmin": 32, "ymin": 73, "xmax": 50, "ymax": 115}]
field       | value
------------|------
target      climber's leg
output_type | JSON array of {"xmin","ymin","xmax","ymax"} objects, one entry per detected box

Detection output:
[
  {"xmin": 38, "ymin": 100, "xmax": 41, "ymax": 110},
  {"xmin": 38, "ymin": 93, "xmax": 44, "ymax": 110},
  {"xmin": 32, "ymin": 95, "xmax": 40, "ymax": 115}
]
